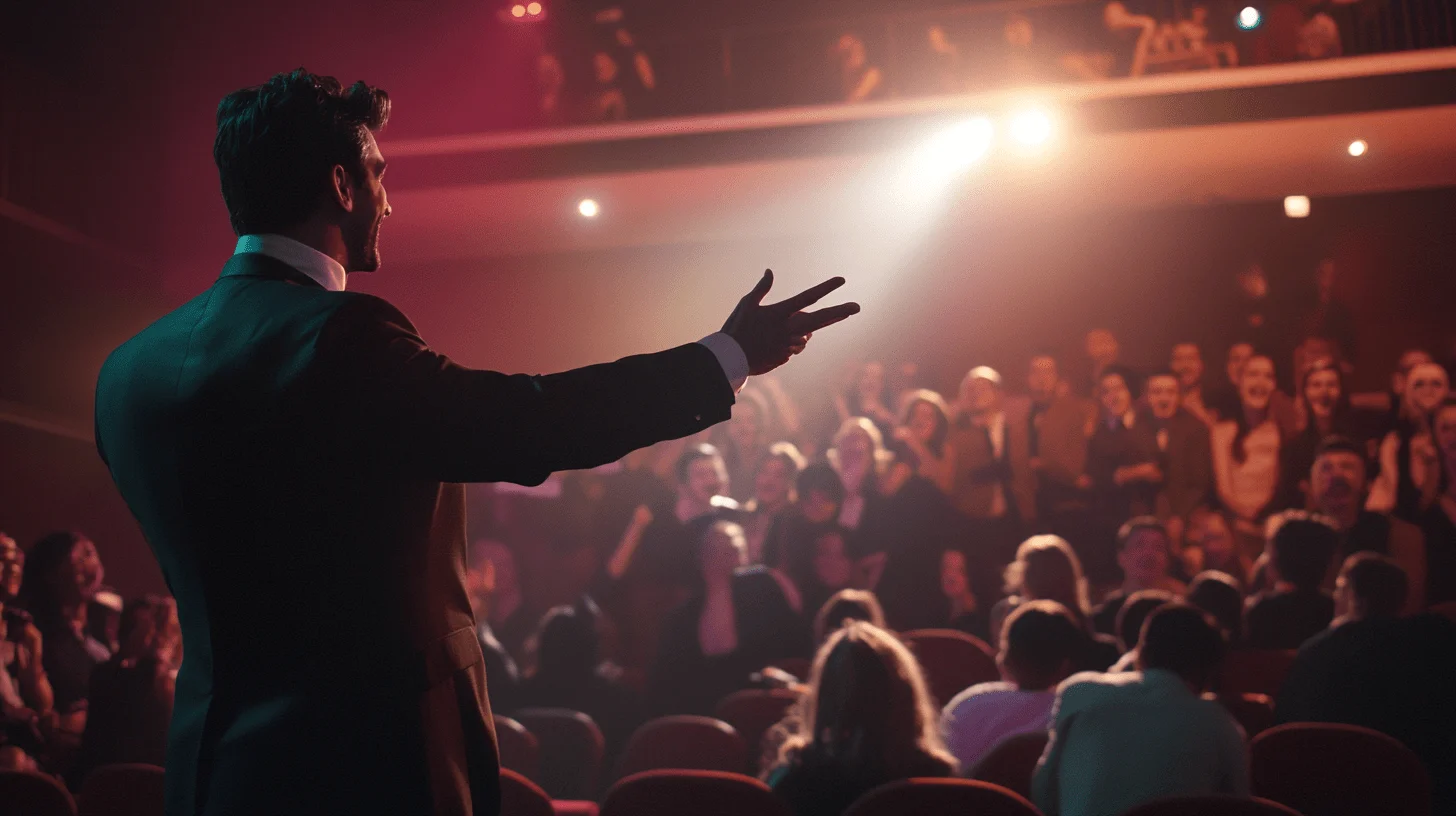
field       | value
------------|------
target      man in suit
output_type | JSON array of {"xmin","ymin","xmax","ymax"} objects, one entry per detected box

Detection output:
[
  {"xmin": 1144, "ymin": 370, "xmax": 1213, "ymax": 545},
  {"xmin": 950, "ymin": 367, "xmax": 1036, "ymax": 590},
  {"xmin": 93, "ymin": 69, "xmax": 857, "ymax": 816},
  {"xmin": 1021, "ymin": 352, "xmax": 1095, "ymax": 523}
]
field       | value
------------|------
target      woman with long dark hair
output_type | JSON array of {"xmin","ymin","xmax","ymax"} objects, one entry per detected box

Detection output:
[
  {"xmin": 989, "ymin": 536, "xmax": 1119, "ymax": 672},
  {"xmin": 1369, "ymin": 361, "xmax": 1449, "ymax": 520},
  {"xmin": 885, "ymin": 389, "xmax": 955, "ymax": 496},
  {"xmin": 1212, "ymin": 354, "xmax": 1286, "ymax": 559},
  {"xmin": 17, "ymin": 532, "xmax": 110, "ymax": 721},
  {"xmin": 1277, "ymin": 357, "xmax": 1354, "ymax": 510},
  {"xmin": 765, "ymin": 621, "xmax": 955, "ymax": 815}
]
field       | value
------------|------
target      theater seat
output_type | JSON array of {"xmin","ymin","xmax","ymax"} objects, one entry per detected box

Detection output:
[
  {"xmin": 900, "ymin": 629, "xmax": 1001, "ymax": 707},
  {"xmin": 494, "ymin": 714, "xmax": 541, "ymax": 782},
  {"xmin": 1251, "ymin": 722, "xmax": 1431, "ymax": 816},
  {"xmin": 77, "ymin": 763, "xmax": 165, "ymax": 816},
  {"xmin": 600, "ymin": 769, "xmax": 792, "ymax": 816},
  {"xmin": 844, "ymin": 778, "xmax": 1043, "ymax": 816},
  {"xmin": 970, "ymin": 731, "xmax": 1049, "ymax": 800},
  {"xmin": 714, "ymin": 688, "xmax": 800, "ymax": 774},
  {"xmin": 500, "ymin": 768, "xmax": 556, "ymax": 816},
  {"xmin": 1219, "ymin": 649, "xmax": 1296, "ymax": 697},
  {"xmin": 0, "ymin": 769, "xmax": 77, "ymax": 816},
  {"xmin": 1120, "ymin": 795, "xmax": 1304, "ymax": 815},
  {"xmin": 514, "ymin": 708, "xmax": 606, "ymax": 801},
  {"xmin": 613, "ymin": 716, "xmax": 747, "ymax": 781}
]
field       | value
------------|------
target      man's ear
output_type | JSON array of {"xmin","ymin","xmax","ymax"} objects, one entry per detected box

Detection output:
[{"xmin": 330, "ymin": 164, "xmax": 356, "ymax": 213}]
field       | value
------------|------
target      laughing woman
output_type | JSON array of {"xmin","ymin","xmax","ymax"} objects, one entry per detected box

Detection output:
[{"xmin": 1212, "ymin": 355, "xmax": 1286, "ymax": 560}]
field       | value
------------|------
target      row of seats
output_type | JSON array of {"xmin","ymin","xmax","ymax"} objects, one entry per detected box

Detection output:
[{"xmin": 0, "ymin": 722, "xmax": 1429, "ymax": 815}]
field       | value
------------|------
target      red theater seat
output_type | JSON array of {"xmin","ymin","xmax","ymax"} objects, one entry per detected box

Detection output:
[
  {"xmin": 513, "ymin": 708, "xmax": 606, "ymax": 801},
  {"xmin": 900, "ymin": 629, "xmax": 1001, "ymax": 706},
  {"xmin": 714, "ymin": 688, "xmax": 800, "ymax": 773},
  {"xmin": 1219, "ymin": 649, "xmax": 1297, "ymax": 697},
  {"xmin": 970, "ymin": 731, "xmax": 1049, "ymax": 800},
  {"xmin": 494, "ymin": 714, "xmax": 542, "ymax": 782},
  {"xmin": 601, "ymin": 769, "xmax": 792, "ymax": 816},
  {"xmin": 0, "ymin": 769, "xmax": 77, "ymax": 816},
  {"xmin": 844, "ymin": 778, "xmax": 1043, "ymax": 816},
  {"xmin": 77, "ymin": 763, "xmax": 166, "ymax": 816},
  {"xmin": 500, "ymin": 768, "xmax": 557, "ymax": 816},
  {"xmin": 614, "ymin": 716, "xmax": 747, "ymax": 781},
  {"xmin": 1120, "ymin": 795, "xmax": 1304, "ymax": 816},
  {"xmin": 1251, "ymin": 722, "xmax": 1430, "ymax": 816}
]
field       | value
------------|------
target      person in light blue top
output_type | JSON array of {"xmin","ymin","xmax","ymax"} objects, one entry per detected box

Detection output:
[{"xmin": 1032, "ymin": 603, "xmax": 1249, "ymax": 816}]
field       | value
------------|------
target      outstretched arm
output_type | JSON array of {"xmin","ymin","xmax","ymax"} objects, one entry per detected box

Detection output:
[{"xmin": 322, "ymin": 271, "xmax": 858, "ymax": 485}]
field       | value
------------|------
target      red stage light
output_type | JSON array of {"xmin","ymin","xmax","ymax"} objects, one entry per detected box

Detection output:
[
  {"xmin": 510, "ymin": 4, "xmax": 526, "ymax": 17},
  {"xmin": 526, "ymin": 2, "xmax": 542, "ymax": 15}
]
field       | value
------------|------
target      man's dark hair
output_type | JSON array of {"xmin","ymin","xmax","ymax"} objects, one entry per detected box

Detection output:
[
  {"xmin": 215, "ymin": 69, "xmax": 390, "ymax": 236},
  {"xmin": 674, "ymin": 444, "xmax": 723, "ymax": 485},
  {"xmin": 812, "ymin": 589, "xmax": 885, "ymax": 644},
  {"xmin": 1145, "ymin": 369, "xmax": 1180, "ymax": 384},
  {"xmin": 1116, "ymin": 516, "xmax": 1169, "ymax": 552},
  {"xmin": 1187, "ymin": 570, "xmax": 1244, "ymax": 641},
  {"xmin": 1313, "ymin": 434, "xmax": 1366, "ymax": 464},
  {"xmin": 1116, "ymin": 589, "xmax": 1176, "ymax": 653},
  {"xmin": 1339, "ymin": 552, "xmax": 1408, "ymax": 618},
  {"xmin": 1269, "ymin": 513, "xmax": 1339, "ymax": 591},
  {"xmin": 1137, "ymin": 603, "xmax": 1227, "ymax": 690},
  {"xmin": 796, "ymin": 463, "xmax": 846, "ymax": 504},
  {"xmin": 1098, "ymin": 364, "xmax": 1142, "ymax": 397},
  {"xmin": 1001, "ymin": 600, "xmax": 1084, "ymax": 691}
]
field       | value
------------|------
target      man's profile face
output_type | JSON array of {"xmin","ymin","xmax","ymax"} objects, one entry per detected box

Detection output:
[
  {"xmin": 1171, "ymin": 343, "xmax": 1204, "ymax": 388},
  {"xmin": 343, "ymin": 130, "xmax": 390, "ymax": 273},
  {"xmin": 1146, "ymin": 375, "xmax": 1180, "ymax": 420},
  {"xmin": 1311, "ymin": 451, "xmax": 1366, "ymax": 510}
]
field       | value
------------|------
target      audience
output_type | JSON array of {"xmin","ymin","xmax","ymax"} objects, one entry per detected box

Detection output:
[
  {"xmin": 1369, "ymin": 360, "xmax": 1449, "ymax": 519},
  {"xmin": 1420, "ymin": 397, "xmax": 1456, "ymax": 605},
  {"xmin": 1144, "ymin": 369, "xmax": 1213, "ymax": 538},
  {"xmin": 1305, "ymin": 435, "xmax": 1427, "ymax": 613},
  {"xmin": 1111, "ymin": 589, "xmax": 1177, "ymax": 667},
  {"xmin": 648, "ymin": 521, "xmax": 808, "ymax": 716},
  {"xmin": 1182, "ymin": 507, "xmax": 1250, "ymax": 583},
  {"xmin": 741, "ymin": 442, "xmax": 807, "ymax": 565},
  {"xmin": 1033, "ymin": 604, "xmax": 1248, "ymax": 816},
  {"xmin": 1023, "ymin": 353, "xmax": 1095, "ymax": 527},
  {"xmin": 1276, "ymin": 552, "xmax": 1456, "ymax": 814},
  {"xmin": 950, "ymin": 367, "xmax": 1037, "ymax": 575},
  {"xmin": 1171, "ymin": 342, "xmax": 1217, "ymax": 426},
  {"xmin": 1086, "ymin": 368, "xmax": 1164, "ymax": 579},
  {"xmin": 1091, "ymin": 518, "xmax": 1186, "ymax": 636},
  {"xmin": 938, "ymin": 549, "xmax": 988, "ymax": 639},
  {"xmin": 721, "ymin": 388, "xmax": 774, "ymax": 504},
  {"xmin": 73, "ymin": 594, "xmax": 178, "ymax": 785},
  {"xmin": 18, "ymin": 532, "xmax": 111, "ymax": 723},
  {"xmin": 992, "ymin": 536, "xmax": 1120, "ymax": 672},
  {"xmin": 810, "ymin": 589, "xmax": 884, "ymax": 646},
  {"xmin": 1186, "ymin": 570, "xmax": 1244, "ymax": 642},
  {"xmin": 940, "ymin": 600, "xmax": 1082, "ymax": 771},
  {"xmin": 1244, "ymin": 512, "xmax": 1338, "ymax": 648},
  {"xmin": 1212, "ymin": 354, "xmax": 1286, "ymax": 559},
  {"xmin": 886, "ymin": 389, "xmax": 955, "ymax": 496},
  {"xmin": 1277, "ymin": 357, "xmax": 1352, "ymax": 509},
  {"xmin": 1, "ymin": 533, "xmax": 53, "ymax": 764},
  {"xmin": 825, "ymin": 417, "xmax": 891, "ymax": 567},
  {"xmin": 515, "ymin": 605, "xmax": 642, "ymax": 768},
  {"xmin": 765, "ymin": 621, "xmax": 955, "ymax": 816}
]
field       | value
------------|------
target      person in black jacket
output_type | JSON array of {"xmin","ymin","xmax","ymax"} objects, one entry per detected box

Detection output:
[{"xmin": 93, "ymin": 68, "xmax": 857, "ymax": 816}]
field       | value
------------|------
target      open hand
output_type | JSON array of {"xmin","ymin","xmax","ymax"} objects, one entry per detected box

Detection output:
[{"xmin": 722, "ymin": 270, "xmax": 860, "ymax": 376}]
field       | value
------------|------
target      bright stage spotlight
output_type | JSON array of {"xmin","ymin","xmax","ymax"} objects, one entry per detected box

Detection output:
[
  {"xmin": 1237, "ymin": 6, "xmax": 1262, "ymax": 29},
  {"xmin": 917, "ymin": 117, "xmax": 995, "ymax": 175},
  {"xmin": 1348, "ymin": 139, "xmax": 1368, "ymax": 157},
  {"xmin": 1284, "ymin": 195, "xmax": 1310, "ymax": 218},
  {"xmin": 510, "ymin": 4, "xmax": 526, "ymax": 17},
  {"xmin": 526, "ymin": 1, "xmax": 542, "ymax": 14},
  {"xmin": 577, "ymin": 198, "xmax": 600, "ymax": 218},
  {"xmin": 1008, "ymin": 108, "xmax": 1054, "ymax": 147}
]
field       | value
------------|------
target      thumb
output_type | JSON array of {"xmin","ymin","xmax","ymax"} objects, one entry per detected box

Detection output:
[{"xmin": 744, "ymin": 269, "xmax": 774, "ymax": 306}]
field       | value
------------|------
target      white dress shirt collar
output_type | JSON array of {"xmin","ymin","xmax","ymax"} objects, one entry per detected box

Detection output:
[{"xmin": 234, "ymin": 234, "xmax": 348, "ymax": 292}]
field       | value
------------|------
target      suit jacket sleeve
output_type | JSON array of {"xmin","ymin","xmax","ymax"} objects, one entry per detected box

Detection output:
[{"xmin": 319, "ymin": 293, "xmax": 736, "ymax": 485}]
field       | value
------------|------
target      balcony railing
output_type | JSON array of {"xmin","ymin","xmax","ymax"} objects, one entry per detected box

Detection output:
[{"xmin": 519, "ymin": 0, "xmax": 1455, "ymax": 127}]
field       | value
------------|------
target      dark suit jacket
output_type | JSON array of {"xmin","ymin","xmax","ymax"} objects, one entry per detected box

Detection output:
[
  {"xmin": 93, "ymin": 253, "xmax": 735, "ymax": 816},
  {"xmin": 949, "ymin": 405, "xmax": 1036, "ymax": 523},
  {"xmin": 1022, "ymin": 394, "xmax": 1094, "ymax": 513},
  {"xmin": 1155, "ymin": 409, "xmax": 1213, "ymax": 520}
]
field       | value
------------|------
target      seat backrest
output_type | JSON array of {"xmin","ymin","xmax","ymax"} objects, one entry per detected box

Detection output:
[
  {"xmin": 513, "ymin": 707, "xmax": 606, "ymax": 801},
  {"xmin": 0, "ymin": 769, "xmax": 78, "ymax": 816},
  {"xmin": 493, "ymin": 714, "xmax": 541, "ymax": 782},
  {"xmin": 844, "ymin": 778, "xmax": 1043, "ymax": 816},
  {"xmin": 713, "ymin": 688, "xmax": 801, "ymax": 775},
  {"xmin": 1121, "ymin": 795, "xmax": 1304, "ymax": 816},
  {"xmin": 614, "ymin": 716, "xmax": 748, "ymax": 781},
  {"xmin": 1219, "ymin": 649, "xmax": 1297, "ymax": 697},
  {"xmin": 1429, "ymin": 601, "xmax": 1456, "ymax": 624},
  {"xmin": 499, "ymin": 768, "xmax": 557, "ymax": 816},
  {"xmin": 1251, "ymin": 722, "xmax": 1431, "ymax": 816},
  {"xmin": 900, "ymin": 629, "xmax": 1000, "ymax": 707},
  {"xmin": 601, "ymin": 769, "xmax": 793, "ymax": 816},
  {"xmin": 77, "ymin": 763, "xmax": 166, "ymax": 816},
  {"xmin": 1212, "ymin": 693, "xmax": 1276, "ymax": 740},
  {"xmin": 969, "ymin": 731, "xmax": 1050, "ymax": 800}
]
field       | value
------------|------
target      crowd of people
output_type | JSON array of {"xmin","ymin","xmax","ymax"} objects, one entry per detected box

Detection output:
[{"xmin": 6, "ymin": 278, "xmax": 1456, "ymax": 814}]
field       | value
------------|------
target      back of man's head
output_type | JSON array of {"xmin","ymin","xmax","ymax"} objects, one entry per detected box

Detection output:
[
  {"xmin": 1137, "ymin": 603, "xmax": 1227, "ymax": 691},
  {"xmin": 1000, "ymin": 600, "xmax": 1084, "ymax": 691},
  {"xmin": 1116, "ymin": 589, "xmax": 1177, "ymax": 653},
  {"xmin": 1337, "ymin": 552, "xmax": 1408, "ymax": 620},
  {"xmin": 215, "ymin": 69, "xmax": 390, "ymax": 236},
  {"xmin": 1268, "ymin": 512, "xmax": 1339, "ymax": 592}
]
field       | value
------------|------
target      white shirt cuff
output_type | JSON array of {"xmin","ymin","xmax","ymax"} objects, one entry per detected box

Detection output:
[{"xmin": 698, "ymin": 332, "xmax": 749, "ymax": 393}]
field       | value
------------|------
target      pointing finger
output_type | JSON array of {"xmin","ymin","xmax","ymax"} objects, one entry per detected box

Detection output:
[
  {"xmin": 774, "ymin": 276, "xmax": 846, "ymax": 313},
  {"xmin": 789, "ymin": 302, "xmax": 861, "ymax": 334},
  {"xmin": 743, "ymin": 269, "xmax": 774, "ymax": 306}
]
